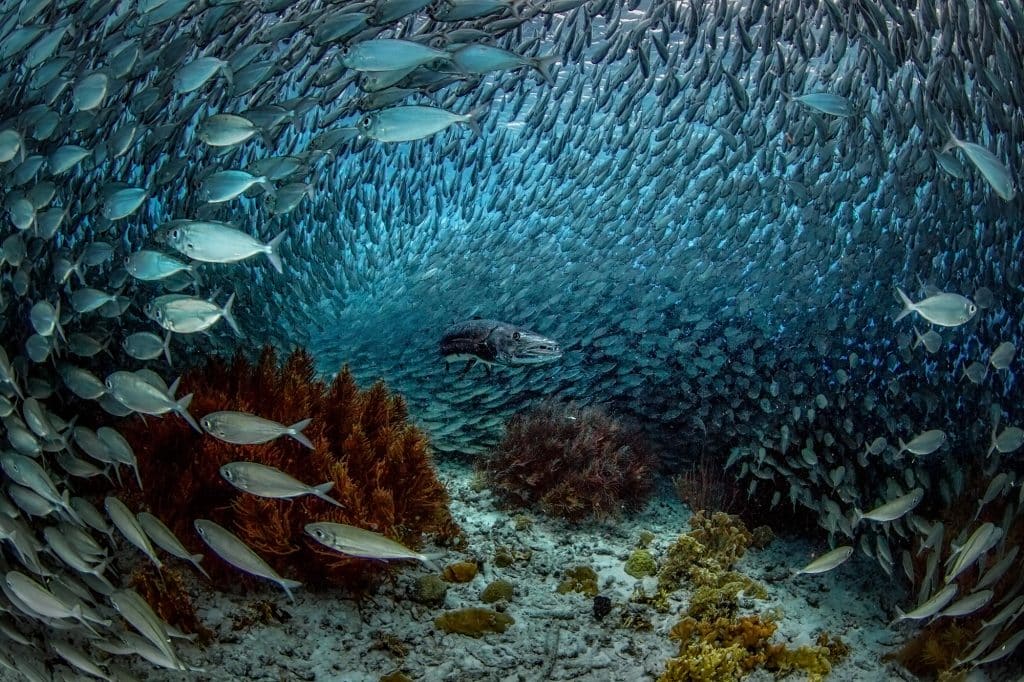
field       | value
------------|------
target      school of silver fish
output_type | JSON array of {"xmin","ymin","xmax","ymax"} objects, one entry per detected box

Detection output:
[{"xmin": 0, "ymin": 0, "xmax": 1022, "ymax": 677}]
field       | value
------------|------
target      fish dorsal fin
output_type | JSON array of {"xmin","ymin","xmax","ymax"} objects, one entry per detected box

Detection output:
[{"xmin": 135, "ymin": 369, "xmax": 168, "ymax": 392}]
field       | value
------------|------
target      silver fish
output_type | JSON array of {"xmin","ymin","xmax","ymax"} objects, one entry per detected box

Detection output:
[
  {"xmin": 894, "ymin": 583, "xmax": 958, "ymax": 622},
  {"xmin": 163, "ymin": 221, "xmax": 285, "ymax": 273},
  {"xmin": 854, "ymin": 488, "xmax": 924, "ymax": 525},
  {"xmin": 359, "ymin": 105, "xmax": 484, "ymax": 142},
  {"xmin": 137, "ymin": 512, "xmax": 208, "ymax": 579},
  {"xmin": 793, "ymin": 545, "xmax": 853, "ymax": 575},
  {"xmin": 105, "ymin": 496, "xmax": 162, "ymax": 569},
  {"xmin": 304, "ymin": 521, "xmax": 438, "ymax": 569},
  {"xmin": 895, "ymin": 287, "xmax": 977, "ymax": 327},
  {"xmin": 219, "ymin": 461, "xmax": 341, "ymax": 507},
  {"xmin": 194, "ymin": 519, "xmax": 301, "ymax": 601},
  {"xmin": 202, "ymin": 412, "xmax": 313, "ymax": 448}
]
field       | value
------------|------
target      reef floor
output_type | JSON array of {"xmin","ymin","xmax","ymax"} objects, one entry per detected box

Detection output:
[{"xmin": 128, "ymin": 460, "xmax": 931, "ymax": 681}]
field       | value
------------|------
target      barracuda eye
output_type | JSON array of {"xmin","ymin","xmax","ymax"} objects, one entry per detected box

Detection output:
[
  {"xmin": 359, "ymin": 116, "xmax": 372, "ymax": 129},
  {"xmin": 512, "ymin": 331, "xmax": 521, "ymax": 340},
  {"xmin": 170, "ymin": 228, "xmax": 180, "ymax": 240},
  {"xmin": 315, "ymin": 529, "xmax": 327, "ymax": 540}
]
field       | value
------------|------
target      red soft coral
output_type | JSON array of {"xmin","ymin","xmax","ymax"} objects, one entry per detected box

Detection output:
[{"xmin": 480, "ymin": 402, "xmax": 656, "ymax": 522}]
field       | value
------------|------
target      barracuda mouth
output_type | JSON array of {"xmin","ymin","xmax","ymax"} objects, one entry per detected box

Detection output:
[{"xmin": 509, "ymin": 333, "xmax": 562, "ymax": 364}]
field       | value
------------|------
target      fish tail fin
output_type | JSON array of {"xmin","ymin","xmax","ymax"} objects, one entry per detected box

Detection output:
[
  {"xmin": 279, "ymin": 578, "xmax": 302, "ymax": 603},
  {"xmin": 257, "ymin": 175, "xmax": 276, "ymax": 197},
  {"xmin": 168, "ymin": 377, "xmax": 180, "ymax": 398},
  {"xmin": 533, "ymin": 53, "xmax": 558, "ymax": 87},
  {"xmin": 221, "ymin": 292, "xmax": 241, "ymax": 336},
  {"xmin": 54, "ymin": 299, "xmax": 67, "ymax": 343},
  {"xmin": 912, "ymin": 327, "xmax": 923, "ymax": 349},
  {"xmin": 851, "ymin": 507, "xmax": 863, "ymax": 527},
  {"xmin": 132, "ymin": 463, "xmax": 144, "ymax": 491},
  {"xmin": 942, "ymin": 123, "xmax": 958, "ymax": 153},
  {"xmin": 465, "ymin": 105, "xmax": 488, "ymax": 136},
  {"xmin": 191, "ymin": 554, "xmax": 211, "ymax": 580},
  {"xmin": 421, "ymin": 551, "xmax": 445, "ymax": 573},
  {"xmin": 162, "ymin": 331, "xmax": 173, "ymax": 367},
  {"xmin": 220, "ymin": 60, "xmax": 234, "ymax": 88},
  {"xmin": 266, "ymin": 230, "xmax": 286, "ymax": 274},
  {"xmin": 288, "ymin": 418, "xmax": 314, "ymax": 449},
  {"xmin": 176, "ymin": 393, "xmax": 202, "ymax": 432},
  {"xmin": 72, "ymin": 254, "xmax": 87, "ymax": 286},
  {"xmin": 895, "ymin": 286, "xmax": 916, "ymax": 322},
  {"xmin": 62, "ymin": 490, "xmax": 84, "ymax": 526},
  {"xmin": 312, "ymin": 482, "xmax": 343, "ymax": 508},
  {"xmin": 897, "ymin": 438, "xmax": 908, "ymax": 456}
]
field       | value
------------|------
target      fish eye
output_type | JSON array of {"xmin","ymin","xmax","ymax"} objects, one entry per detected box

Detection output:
[
  {"xmin": 315, "ymin": 529, "xmax": 327, "ymax": 539},
  {"xmin": 104, "ymin": 379, "xmax": 113, "ymax": 388},
  {"xmin": 512, "ymin": 331, "xmax": 521, "ymax": 340},
  {"xmin": 359, "ymin": 116, "xmax": 372, "ymax": 129},
  {"xmin": 170, "ymin": 229, "xmax": 180, "ymax": 239},
  {"xmin": 340, "ymin": 46, "xmax": 350, "ymax": 57}
]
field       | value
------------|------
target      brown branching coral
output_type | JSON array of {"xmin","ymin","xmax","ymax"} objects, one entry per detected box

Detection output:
[
  {"xmin": 119, "ymin": 347, "xmax": 460, "ymax": 592},
  {"xmin": 128, "ymin": 564, "xmax": 211, "ymax": 642},
  {"xmin": 479, "ymin": 402, "xmax": 656, "ymax": 523},
  {"xmin": 673, "ymin": 452, "xmax": 746, "ymax": 517}
]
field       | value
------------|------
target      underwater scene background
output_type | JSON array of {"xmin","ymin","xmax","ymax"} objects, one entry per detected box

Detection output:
[{"xmin": 0, "ymin": 0, "xmax": 1022, "ymax": 679}]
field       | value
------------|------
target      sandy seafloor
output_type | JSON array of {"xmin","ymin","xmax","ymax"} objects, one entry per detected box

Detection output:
[{"xmin": 120, "ymin": 460, "xmax": 1005, "ymax": 682}]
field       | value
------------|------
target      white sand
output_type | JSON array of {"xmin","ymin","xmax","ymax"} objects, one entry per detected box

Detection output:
[{"xmin": 125, "ymin": 461, "xmax": 930, "ymax": 681}]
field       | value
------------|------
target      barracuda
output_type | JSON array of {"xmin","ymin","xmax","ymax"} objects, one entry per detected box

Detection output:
[{"xmin": 439, "ymin": 319, "xmax": 562, "ymax": 376}]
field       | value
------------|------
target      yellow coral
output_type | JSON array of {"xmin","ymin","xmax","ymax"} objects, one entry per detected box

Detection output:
[
  {"xmin": 765, "ymin": 644, "xmax": 833, "ymax": 681},
  {"xmin": 433, "ymin": 608, "xmax": 514, "ymax": 637},
  {"xmin": 662, "ymin": 612, "xmax": 843, "ymax": 682},
  {"xmin": 659, "ymin": 641, "xmax": 745, "ymax": 681},
  {"xmin": 687, "ymin": 510, "xmax": 753, "ymax": 567},
  {"xmin": 556, "ymin": 565, "xmax": 599, "ymax": 597}
]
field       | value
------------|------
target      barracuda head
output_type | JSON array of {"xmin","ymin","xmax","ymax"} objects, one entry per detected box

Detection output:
[{"xmin": 493, "ymin": 325, "xmax": 562, "ymax": 365}]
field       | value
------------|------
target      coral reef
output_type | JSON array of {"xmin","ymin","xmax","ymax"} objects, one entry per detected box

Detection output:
[
  {"xmin": 661, "ymin": 615, "xmax": 842, "ymax": 682},
  {"xmin": 480, "ymin": 579, "xmax": 514, "ymax": 603},
  {"xmin": 479, "ymin": 402, "xmax": 656, "ymax": 522},
  {"xmin": 644, "ymin": 511, "xmax": 843, "ymax": 680},
  {"xmin": 410, "ymin": 575, "xmax": 447, "ymax": 607},
  {"xmin": 557, "ymin": 566, "xmax": 600, "ymax": 597},
  {"xmin": 441, "ymin": 561, "xmax": 478, "ymax": 583},
  {"xmin": 624, "ymin": 549, "xmax": 657, "ymax": 578},
  {"xmin": 434, "ymin": 608, "xmax": 515, "ymax": 637},
  {"xmin": 118, "ymin": 347, "xmax": 460, "ymax": 592},
  {"xmin": 657, "ymin": 511, "xmax": 758, "ymax": 605}
]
